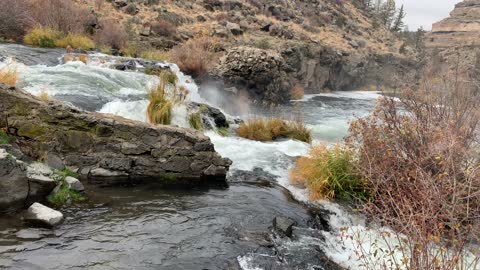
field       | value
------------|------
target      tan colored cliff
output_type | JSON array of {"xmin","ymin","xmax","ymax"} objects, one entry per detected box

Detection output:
[{"xmin": 427, "ymin": 0, "xmax": 480, "ymax": 48}]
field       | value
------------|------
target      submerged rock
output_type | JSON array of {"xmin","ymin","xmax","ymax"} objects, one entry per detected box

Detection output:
[
  {"xmin": 273, "ymin": 216, "xmax": 296, "ymax": 238},
  {"xmin": 0, "ymin": 85, "xmax": 231, "ymax": 186},
  {"xmin": 25, "ymin": 203, "xmax": 64, "ymax": 227}
]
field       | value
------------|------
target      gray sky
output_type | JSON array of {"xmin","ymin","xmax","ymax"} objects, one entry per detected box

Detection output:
[{"xmin": 397, "ymin": 0, "xmax": 462, "ymax": 30}]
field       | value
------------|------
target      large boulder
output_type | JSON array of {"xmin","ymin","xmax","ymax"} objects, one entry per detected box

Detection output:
[
  {"xmin": 0, "ymin": 85, "xmax": 231, "ymax": 186},
  {"xmin": 216, "ymin": 47, "xmax": 292, "ymax": 104},
  {"xmin": 25, "ymin": 203, "xmax": 64, "ymax": 227},
  {"xmin": 0, "ymin": 149, "xmax": 28, "ymax": 211}
]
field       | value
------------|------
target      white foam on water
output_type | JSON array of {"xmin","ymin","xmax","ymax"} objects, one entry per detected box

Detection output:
[
  {"xmin": 299, "ymin": 91, "xmax": 382, "ymax": 102},
  {"xmin": 99, "ymin": 99, "xmax": 148, "ymax": 122},
  {"xmin": 206, "ymin": 131, "xmax": 311, "ymax": 202},
  {"xmin": 237, "ymin": 255, "xmax": 263, "ymax": 270}
]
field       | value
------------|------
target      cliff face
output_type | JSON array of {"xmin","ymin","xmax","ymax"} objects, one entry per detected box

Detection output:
[
  {"xmin": 425, "ymin": 0, "xmax": 480, "ymax": 74},
  {"xmin": 427, "ymin": 0, "xmax": 480, "ymax": 48},
  {"xmin": 81, "ymin": 0, "xmax": 416, "ymax": 103}
]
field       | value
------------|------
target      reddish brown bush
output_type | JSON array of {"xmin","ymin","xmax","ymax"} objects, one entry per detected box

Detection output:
[
  {"xmin": 347, "ymin": 71, "xmax": 480, "ymax": 269},
  {"xmin": 0, "ymin": 0, "xmax": 31, "ymax": 40},
  {"xmin": 170, "ymin": 36, "xmax": 218, "ymax": 77},
  {"xmin": 28, "ymin": 0, "xmax": 90, "ymax": 33},
  {"xmin": 94, "ymin": 19, "xmax": 128, "ymax": 50},
  {"xmin": 151, "ymin": 20, "xmax": 177, "ymax": 37}
]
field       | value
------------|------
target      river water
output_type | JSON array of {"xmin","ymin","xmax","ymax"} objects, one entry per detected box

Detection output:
[{"xmin": 0, "ymin": 44, "xmax": 392, "ymax": 270}]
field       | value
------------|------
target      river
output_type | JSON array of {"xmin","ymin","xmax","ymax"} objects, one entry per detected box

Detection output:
[{"xmin": 0, "ymin": 44, "xmax": 384, "ymax": 270}]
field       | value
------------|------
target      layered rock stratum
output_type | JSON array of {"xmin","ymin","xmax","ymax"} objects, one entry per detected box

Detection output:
[
  {"xmin": 0, "ymin": 84, "xmax": 231, "ymax": 187},
  {"xmin": 427, "ymin": 0, "xmax": 480, "ymax": 48}
]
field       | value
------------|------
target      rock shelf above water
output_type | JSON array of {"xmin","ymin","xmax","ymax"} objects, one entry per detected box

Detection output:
[{"xmin": 0, "ymin": 84, "xmax": 231, "ymax": 187}]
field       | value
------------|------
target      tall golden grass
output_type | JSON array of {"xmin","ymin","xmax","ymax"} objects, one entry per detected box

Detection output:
[
  {"xmin": 0, "ymin": 64, "xmax": 18, "ymax": 86},
  {"xmin": 24, "ymin": 27, "xmax": 95, "ymax": 49},
  {"xmin": 236, "ymin": 117, "xmax": 312, "ymax": 143},
  {"xmin": 146, "ymin": 71, "xmax": 185, "ymax": 126},
  {"xmin": 289, "ymin": 144, "xmax": 366, "ymax": 201}
]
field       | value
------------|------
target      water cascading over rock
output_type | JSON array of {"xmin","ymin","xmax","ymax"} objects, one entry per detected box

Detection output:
[{"xmin": 0, "ymin": 84, "xmax": 231, "ymax": 187}]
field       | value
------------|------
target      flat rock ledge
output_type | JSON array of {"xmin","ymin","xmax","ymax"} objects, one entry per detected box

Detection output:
[{"xmin": 0, "ymin": 84, "xmax": 232, "ymax": 186}]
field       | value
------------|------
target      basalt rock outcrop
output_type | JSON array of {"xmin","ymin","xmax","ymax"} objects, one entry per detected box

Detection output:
[
  {"xmin": 0, "ymin": 84, "xmax": 231, "ymax": 186},
  {"xmin": 212, "ymin": 45, "xmax": 414, "ymax": 105},
  {"xmin": 427, "ymin": 0, "xmax": 480, "ymax": 48},
  {"xmin": 216, "ymin": 47, "xmax": 292, "ymax": 104}
]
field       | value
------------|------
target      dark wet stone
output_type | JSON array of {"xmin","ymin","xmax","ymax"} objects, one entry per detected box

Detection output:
[{"xmin": 273, "ymin": 216, "xmax": 296, "ymax": 237}]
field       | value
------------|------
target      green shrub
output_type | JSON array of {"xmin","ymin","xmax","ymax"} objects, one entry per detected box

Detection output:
[
  {"xmin": 289, "ymin": 144, "xmax": 368, "ymax": 201},
  {"xmin": 189, "ymin": 112, "xmax": 203, "ymax": 130},
  {"xmin": 24, "ymin": 28, "xmax": 62, "ymax": 48},
  {"xmin": 0, "ymin": 130, "xmax": 11, "ymax": 144},
  {"xmin": 55, "ymin": 33, "xmax": 95, "ymax": 49},
  {"xmin": 48, "ymin": 184, "xmax": 84, "ymax": 207}
]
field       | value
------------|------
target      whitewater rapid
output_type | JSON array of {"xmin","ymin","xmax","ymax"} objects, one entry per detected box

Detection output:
[{"xmin": 5, "ymin": 51, "xmax": 475, "ymax": 270}]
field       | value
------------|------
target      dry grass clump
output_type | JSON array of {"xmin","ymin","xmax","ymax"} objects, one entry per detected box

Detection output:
[
  {"xmin": 147, "ymin": 82, "xmax": 173, "ymax": 125},
  {"xmin": 0, "ymin": 64, "xmax": 18, "ymax": 86},
  {"xmin": 347, "ymin": 71, "xmax": 480, "ymax": 269},
  {"xmin": 55, "ymin": 33, "xmax": 95, "ymax": 49},
  {"xmin": 236, "ymin": 117, "xmax": 312, "ymax": 143},
  {"xmin": 189, "ymin": 112, "xmax": 203, "ymax": 130},
  {"xmin": 170, "ymin": 36, "xmax": 218, "ymax": 77},
  {"xmin": 39, "ymin": 90, "xmax": 49, "ymax": 101},
  {"xmin": 24, "ymin": 27, "xmax": 63, "ymax": 48},
  {"xmin": 24, "ymin": 27, "xmax": 95, "ymax": 49},
  {"xmin": 289, "ymin": 144, "xmax": 367, "ymax": 201},
  {"xmin": 140, "ymin": 50, "xmax": 171, "ymax": 62},
  {"xmin": 146, "ymin": 71, "xmax": 186, "ymax": 125},
  {"xmin": 151, "ymin": 20, "xmax": 177, "ymax": 37}
]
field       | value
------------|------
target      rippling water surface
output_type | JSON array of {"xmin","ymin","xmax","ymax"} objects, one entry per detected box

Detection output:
[{"xmin": 0, "ymin": 44, "xmax": 383, "ymax": 270}]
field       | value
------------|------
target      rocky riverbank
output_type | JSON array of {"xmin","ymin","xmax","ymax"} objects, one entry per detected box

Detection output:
[{"xmin": 0, "ymin": 83, "xmax": 232, "ymax": 212}]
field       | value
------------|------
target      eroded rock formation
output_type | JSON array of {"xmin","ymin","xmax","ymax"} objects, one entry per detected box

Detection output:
[
  {"xmin": 427, "ymin": 0, "xmax": 480, "ymax": 48},
  {"xmin": 0, "ymin": 84, "xmax": 231, "ymax": 186}
]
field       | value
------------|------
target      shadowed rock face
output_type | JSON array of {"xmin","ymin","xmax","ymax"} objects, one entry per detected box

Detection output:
[
  {"xmin": 427, "ymin": 0, "xmax": 480, "ymax": 48},
  {"xmin": 0, "ymin": 84, "xmax": 231, "ymax": 186}
]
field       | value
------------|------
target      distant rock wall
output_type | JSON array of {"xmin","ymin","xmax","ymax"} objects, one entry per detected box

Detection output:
[
  {"xmin": 427, "ymin": 0, "xmax": 480, "ymax": 48},
  {"xmin": 0, "ymin": 84, "xmax": 231, "ymax": 186}
]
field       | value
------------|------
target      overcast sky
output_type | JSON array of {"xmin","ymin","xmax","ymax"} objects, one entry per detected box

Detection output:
[{"xmin": 397, "ymin": 0, "xmax": 462, "ymax": 30}]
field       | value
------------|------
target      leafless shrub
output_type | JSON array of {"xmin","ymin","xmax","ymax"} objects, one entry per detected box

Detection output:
[
  {"xmin": 347, "ymin": 68, "xmax": 480, "ymax": 269},
  {"xmin": 0, "ymin": 0, "xmax": 32, "ymax": 40},
  {"xmin": 170, "ymin": 36, "xmax": 218, "ymax": 77},
  {"xmin": 94, "ymin": 19, "xmax": 128, "ymax": 50},
  {"xmin": 29, "ymin": 0, "xmax": 90, "ymax": 33},
  {"xmin": 94, "ymin": 0, "xmax": 104, "ymax": 11},
  {"xmin": 151, "ymin": 20, "xmax": 177, "ymax": 37}
]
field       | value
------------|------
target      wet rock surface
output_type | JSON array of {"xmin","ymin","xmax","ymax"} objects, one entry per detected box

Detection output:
[
  {"xmin": 0, "ymin": 85, "xmax": 231, "ymax": 186},
  {"xmin": 0, "ymin": 149, "xmax": 29, "ymax": 212},
  {"xmin": 0, "ymin": 44, "xmax": 64, "ymax": 66},
  {"xmin": 24, "ymin": 203, "xmax": 64, "ymax": 227}
]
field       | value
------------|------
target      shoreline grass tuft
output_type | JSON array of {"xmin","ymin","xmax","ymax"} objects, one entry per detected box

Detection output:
[
  {"xmin": 289, "ymin": 144, "xmax": 368, "ymax": 201},
  {"xmin": 236, "ymin": 117, "xmax": 312, "ymax": 143}
]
